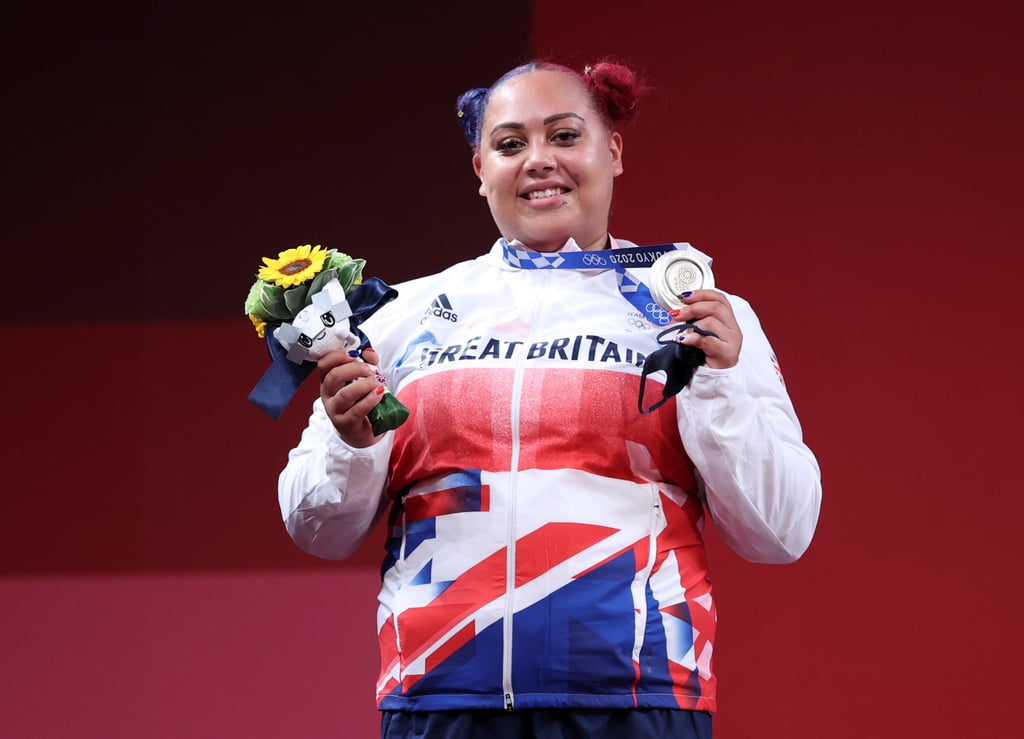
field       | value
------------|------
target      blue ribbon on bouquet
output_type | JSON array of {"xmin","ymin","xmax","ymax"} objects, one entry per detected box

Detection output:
[{"xmin": 247, "ymin": 277, "xmax": 398, "ymax": 419}]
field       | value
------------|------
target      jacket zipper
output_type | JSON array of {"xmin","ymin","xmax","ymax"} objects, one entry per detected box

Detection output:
[
  {"xmin": 501, "ymin": 269, "xmax": 548, "ymax": 711},
  {"xmin": 394, "ymin": 506, "xmax": 407, "ymax": 682},
  {"xmin": 633, "ymin": 486, "xmax": 661, "ymax": 668}
]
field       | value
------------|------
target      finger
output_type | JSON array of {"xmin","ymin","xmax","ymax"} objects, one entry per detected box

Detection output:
[
  {"xmin": 672, "ymin": 289, "xmax": 722, "ymax": 309},
  {"xmin": 677, "ymin": 319, "xmax": 742, "ymax": 369},
  {"xmin": 317, "ymin": 347, "xmax": 361, "ymax": 382},
  {"xmin": 323, "ymin": 375, "xmax": 381, "ymax": 421},
  {"xmin": 348, "ymin": 380, "xmax": 387, "ymax": 417},
  {"xmin": 677, "ymin": 317, "xmax": 727, "ymax": 343},
  {"xmin": 325, "ymin": 378, "xmax": 387, "ymax": 442},
  {"xmin": 321, "ymin": 361, "xmax": 377, "ymax": 399},
  {"xmin": 360, "ymin": 346, "xmax": 380, "ymax": 366},
  {"xmin": 672, "ymin": 291, "xmax": 735, "ymax": 327}
]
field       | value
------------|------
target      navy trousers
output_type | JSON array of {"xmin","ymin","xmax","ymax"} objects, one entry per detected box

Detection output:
[{"xmin": 381, "ymin": 708, "xmax": 712, "ymax": 738}]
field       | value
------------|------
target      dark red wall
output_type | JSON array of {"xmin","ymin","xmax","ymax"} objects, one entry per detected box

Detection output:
[
  {"xmin": 2, "ymin": 3, "xmax": 527, "ymax": 737},
  {"xmin": 531, "ymin": 2, "xmax": 1023, "ymax": 736},
  {"xmin": 3, "ymin": 1, "xmax": 1022, "ymax": 737}
]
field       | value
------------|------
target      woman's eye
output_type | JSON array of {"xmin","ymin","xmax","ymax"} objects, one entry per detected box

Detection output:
[
  {"xmin": 552, "ymin": 130, "xmax": 581, "ymax": 145},
  {"xmin": 496, "ymin": 138, "xmax": 525, "ymax": 154}
]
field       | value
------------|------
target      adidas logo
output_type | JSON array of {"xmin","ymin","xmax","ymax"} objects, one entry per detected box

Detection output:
[{"xmin": 421, "ymin": 293, "xmax": 459, "ymax": 324}]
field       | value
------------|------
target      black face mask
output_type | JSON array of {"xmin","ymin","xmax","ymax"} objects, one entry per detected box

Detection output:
[{"xmin": 638, "ymin": 323, "xmax": 720, "ymax": 414}]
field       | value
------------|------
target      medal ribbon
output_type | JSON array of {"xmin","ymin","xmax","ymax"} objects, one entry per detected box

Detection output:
[
  {"xmin": 500, "ymin": 241, "xmax": 718, "ymax": 413},
  {"xmin": 501, "ymin": 241, "xmax": 680, "ymax": 327}
]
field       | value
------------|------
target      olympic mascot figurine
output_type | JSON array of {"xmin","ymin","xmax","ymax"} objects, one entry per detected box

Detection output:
[{"xmin": 273, "ymin": 278, "xmax": 359, "ymax": 363}]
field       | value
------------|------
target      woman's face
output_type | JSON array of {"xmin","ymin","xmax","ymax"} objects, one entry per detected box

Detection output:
[{"xmin": 473, "ymin": 70, "xmax": 624, "ymax": 253}]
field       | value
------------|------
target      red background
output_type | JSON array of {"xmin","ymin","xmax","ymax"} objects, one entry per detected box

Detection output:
[{"xmin": 3, "ymin": 1, "xmax": 1022, "ymax": 737}]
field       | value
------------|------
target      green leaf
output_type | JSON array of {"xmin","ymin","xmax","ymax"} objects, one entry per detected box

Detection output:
[
  {"xmin": 253, "ymin": 282, "xmax": 292, "ymax": 321},
  {"xmin": 326, "ymin": 252, "xmax": 365, "ymax": 291},
  {"xmin": 263, "ymin": 295, "xmax": 291, "ymax": 321},
  {"xmin": 336, "ymin": 262, "xmax": 355, "ymax": 292},
  {"xmin": 368, "ymin": 392, "xmax": 411, "ymax": 435},
  {"xmin": 308, "ymin": 267, "xmax": 338, "ymax": 296},
  {"xmin": 351, "ymin": 258, "xmax": 366, "ymax": 284},
  {"xmin": 338, "ymin": 259, "xmax": 366, "ymax": 292},
  {"xmin": 283, "ymin": 284, "xmax": 310, "ymax": 317}
]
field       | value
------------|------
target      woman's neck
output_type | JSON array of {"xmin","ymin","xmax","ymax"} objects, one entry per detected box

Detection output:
[
  {"xmin": 519, "ymin": 233, "xmax": 610, "ymax": 253},
  {"xmin": 579, "ymin": 234, "xmax": 611, "ymax": 251}
]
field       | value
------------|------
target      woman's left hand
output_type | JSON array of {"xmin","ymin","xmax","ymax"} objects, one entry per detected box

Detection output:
[{"xmin": 670, "ymin": 290, "xmax": 743, "ymax": 369}]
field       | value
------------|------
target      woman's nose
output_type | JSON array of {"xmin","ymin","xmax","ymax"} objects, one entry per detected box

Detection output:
[{"xmin": 524, "ymin": 145, "xmax": 556, "ymax": 174}]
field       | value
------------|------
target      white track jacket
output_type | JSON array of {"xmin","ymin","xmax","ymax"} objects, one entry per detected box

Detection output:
[{"xmin": 279, "ymin": 237, "xmax": 822, "ymax": 713}]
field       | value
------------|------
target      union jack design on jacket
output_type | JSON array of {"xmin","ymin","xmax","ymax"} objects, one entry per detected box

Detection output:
[{"xmin": 279, "ymin": 238, "xmax": 822, "ymax": 714}]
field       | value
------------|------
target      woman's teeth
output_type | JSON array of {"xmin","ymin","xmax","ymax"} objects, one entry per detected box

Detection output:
[{"xmin": 527, "ymin": 188, "xmax": 565, "ymax": 200}]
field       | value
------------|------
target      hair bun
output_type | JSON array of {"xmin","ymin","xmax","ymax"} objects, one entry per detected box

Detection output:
[
  {"xmin": 584, "ymin": 61, "xmax": 643, "ymax": 125},
  {"xmin": 455, "ymin": 87, "xmax": 489, "ymax": 146}
]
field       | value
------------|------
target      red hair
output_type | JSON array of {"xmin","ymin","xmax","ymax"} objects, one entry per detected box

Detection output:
[{"xmin": 582, "ymin": 61, "xmax": 646, "ymax": 127}]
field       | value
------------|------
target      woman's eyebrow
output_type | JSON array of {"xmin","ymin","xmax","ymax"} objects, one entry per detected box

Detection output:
[
  {"xmin": 489, "ymin": 112, "xmax": 585, "ymax": 136},
  {"xmin": 543, "ymin": 112, "xmax": 584, "ymax": 125}
]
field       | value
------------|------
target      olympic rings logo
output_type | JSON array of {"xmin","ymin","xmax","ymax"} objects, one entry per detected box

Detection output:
[
  {"xmin": 581, "ymin": 253, "xmax": 608, "ymax": 266},
  {"xmin": 645, "ymin": 302, "xmax": 671, "ymax": 325}
]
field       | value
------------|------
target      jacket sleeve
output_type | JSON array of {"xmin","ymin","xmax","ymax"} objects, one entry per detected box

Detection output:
[
  {"xmin": 278, "ymin": 398, "xmax": 394, "ymax": 560},
  {"xmin": 677, "ymin": 297, "xmax": 822, "ymax": 564}
]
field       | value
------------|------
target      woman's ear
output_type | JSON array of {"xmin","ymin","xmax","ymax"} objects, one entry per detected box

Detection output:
[
  {"xmin": 610, "ymin": 132, "xmax": 624, "ymax": 177},
  {"xmin": 473, "ymin": 152, "xmax": 486, "ymax": 197}
]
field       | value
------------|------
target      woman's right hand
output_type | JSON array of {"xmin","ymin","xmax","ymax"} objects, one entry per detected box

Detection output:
[{"xmin": 318, "ymin": 347, "xmax": 386, "ymax": 448}]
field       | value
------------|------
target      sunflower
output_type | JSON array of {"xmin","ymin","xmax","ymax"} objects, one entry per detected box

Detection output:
[{"xmin": 258, "ymin": 244, "xmax": 329, "ymax": 288}]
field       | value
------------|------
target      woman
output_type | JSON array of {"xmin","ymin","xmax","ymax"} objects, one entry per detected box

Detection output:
[{"xmin": 279, "ymin": 61, "xmax": 821, "ymax": 739}]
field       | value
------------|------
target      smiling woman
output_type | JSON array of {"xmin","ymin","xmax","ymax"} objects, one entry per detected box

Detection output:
[
  {"xmin": 459, "ymin": 63, "xmax": 634, "ymax": 253},
  {"xmin": 473, "ymin": 71, "xmax": 622, "ymax": 252},
  {"xmin": 276, "ymin": 59, "xmax": 822, "ymax": 739}
]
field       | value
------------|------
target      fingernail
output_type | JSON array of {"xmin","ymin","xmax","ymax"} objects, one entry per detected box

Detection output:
[
  {"xmin": 374, "ymin": 385, "xmax": 386, "ymax": 395},
  {"xmin": 669, "ymin": 309, "xmax": 681, "ymax": 317},
  {"xmin": 347, "ymin": 350, "xmax": 360, "ymax": 357},
  {"xmin": 679, "ymin": 291, "xmax": 693, "ymax": 298}
]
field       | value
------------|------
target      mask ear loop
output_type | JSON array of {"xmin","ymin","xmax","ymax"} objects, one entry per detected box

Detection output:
[
  {"xmin": 656, "ymin": 322, "xmax": 720, "ymax": 344},
  {"xmin": 638, "ymin": 323, "xmax": 722, "ymax": 414}
]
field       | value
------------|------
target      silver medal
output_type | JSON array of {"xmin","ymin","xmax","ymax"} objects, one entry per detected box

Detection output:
[{"xmin": 648, "ymin": 251, "xmax": 715, "ymax": 312}]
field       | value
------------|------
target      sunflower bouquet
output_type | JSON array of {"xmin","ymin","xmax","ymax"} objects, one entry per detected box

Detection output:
[{"xmin": 245, "ymin": 244, "xmax": 409, "ymax": 434}]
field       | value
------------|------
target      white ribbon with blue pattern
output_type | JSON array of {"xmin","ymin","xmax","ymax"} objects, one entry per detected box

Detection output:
[{"xmin": 500, "ymin": 241, "xmax": 685, "ymax": 326}]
